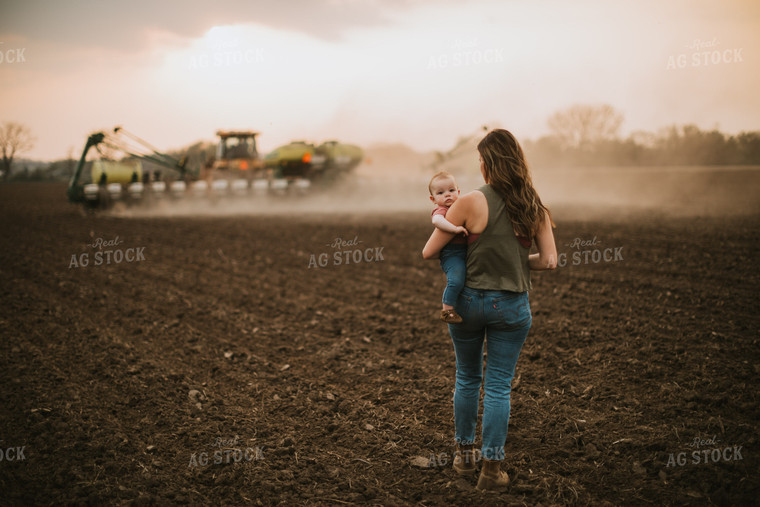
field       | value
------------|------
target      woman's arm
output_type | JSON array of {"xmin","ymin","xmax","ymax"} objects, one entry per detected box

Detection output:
[
  {"xmin": 422, "ymin": 228, "xmax": 454, "ymax": 259},
  {"xmin": 422, "ymin": 196, "xmax": 470, "ymax": 259},
  {"xmin": 528, "ymin": 210, "xmax": 558, "ymax": 270}
]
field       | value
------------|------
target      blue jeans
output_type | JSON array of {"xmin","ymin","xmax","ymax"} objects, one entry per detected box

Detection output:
[
  {"xmin": 449, "ymin": 287, "xmax": 531, "ymax": 461},
  {"xmin": 439, "ymin": 243, "xmax": 467, "ymax": 307}
]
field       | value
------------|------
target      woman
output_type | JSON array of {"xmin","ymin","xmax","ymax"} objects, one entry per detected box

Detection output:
[{"xmin": 422, "ymin": 129, "xmax": 557, "ymax": 490}]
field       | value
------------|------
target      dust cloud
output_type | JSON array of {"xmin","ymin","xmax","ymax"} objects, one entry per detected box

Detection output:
[
  {"xmin": 110, "ymin": 141, "xmax": 760, "ymax": 220},
  {"xmin": 532, "ymin": 165, "xmax": 760, "ymax": 219}
]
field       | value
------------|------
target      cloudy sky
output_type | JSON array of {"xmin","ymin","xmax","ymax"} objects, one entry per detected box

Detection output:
[{"xmin": 1, "ymin": 0, "xmax": 758, "ymax": 160}]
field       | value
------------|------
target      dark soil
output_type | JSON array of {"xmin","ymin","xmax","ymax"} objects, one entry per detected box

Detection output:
[{"xmin": 1, "ymin": 182, "xmax": 758, "ymax": 505}]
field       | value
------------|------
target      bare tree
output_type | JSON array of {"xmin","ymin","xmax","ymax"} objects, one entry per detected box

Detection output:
[
  {"xmin": 547, "ymin": 104, "xmax": 623, "ymax": 149},
  {"xmin": 0, "ymin": 122, "xmax": 36, "ymax": 180}
]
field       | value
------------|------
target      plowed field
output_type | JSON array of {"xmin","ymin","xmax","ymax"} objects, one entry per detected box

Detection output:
[{"xmin": 1, "ymin": 182, "xmax": 758, "ymax": 505}]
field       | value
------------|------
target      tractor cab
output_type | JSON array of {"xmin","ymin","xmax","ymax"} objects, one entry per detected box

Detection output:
[{"xmin": 213, "ymin": 131, "xmax": 263, "ymax": 175}]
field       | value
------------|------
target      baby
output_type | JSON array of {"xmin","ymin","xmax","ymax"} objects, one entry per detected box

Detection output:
[{"xmin": 428, "ymin": 171, "xmax": 468, "ymax": 323}]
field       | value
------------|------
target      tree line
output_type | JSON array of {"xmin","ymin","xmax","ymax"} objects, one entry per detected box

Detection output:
[
  {"xmin": 3, "ymin": 107, "xmax": 760, "ymax": 182},
  {"xmin": 523, "ymin": 104, "xmax": 760, "ymax": 168}
]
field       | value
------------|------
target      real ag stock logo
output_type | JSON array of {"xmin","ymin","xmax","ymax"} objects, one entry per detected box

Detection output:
[
  {"xmin": 0, "ymin": 440, "xmax": 26, "ymax": 463},
  {"xmin": 68, "ymin": 235, "xmax": 146, "ymax": 269},
  {"xmin": 665, "ymin": 434, "xmax": 744, "ymax": 467},
  {"xmin": 666, "ymin": 37, "xmax": 744, "ymax": 70},
  {"xmin": 307, "ymin": 235, "xmax": 385, "ymax": 269},
  {"xmin": 426, "ymin": 37, "xmax": 504, "ymax": 70},
  {"xmin": 555, "ymin": 236, "xmax": 623, "ymax": 268},
  {"xmin": 0, "ymin": 42, "xmax": 26, "ymax": 64},
  {"xmin": 188, "ymin": 436, "xmax": 264, "ymax": 468},
  {"xmin": 188, "ymin": 36, "xmax": 265, "ymax": 70}
]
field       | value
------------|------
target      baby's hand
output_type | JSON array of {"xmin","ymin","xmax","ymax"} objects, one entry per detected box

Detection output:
[{"xmin": 455, "ymin": 226, "xmax": 469, "ymax": 236}]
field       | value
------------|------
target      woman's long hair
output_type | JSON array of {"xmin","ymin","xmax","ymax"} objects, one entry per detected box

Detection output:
[{"xmin": 477, "ymin": 129, "xmax": 554, "ymax": 238}]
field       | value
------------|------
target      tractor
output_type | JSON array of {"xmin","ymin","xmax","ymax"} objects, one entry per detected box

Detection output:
[{"xmin": 67, "ymin": 127, "xmax": 364, "ymax": 210}]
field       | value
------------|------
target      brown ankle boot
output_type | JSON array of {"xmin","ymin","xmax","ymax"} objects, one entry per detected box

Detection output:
[
  {"xmin": 452, "ymin": 443, "xmax": 477, "ymax": 475},
  {"xmin": 476, "ymin": 459, "xmax": 510, "ymax": 490}
]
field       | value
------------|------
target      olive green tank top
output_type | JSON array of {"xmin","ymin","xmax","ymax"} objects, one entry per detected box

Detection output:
[{"xmin": 465, "ymin": 184, "xmax": 531, "ymax": 292}]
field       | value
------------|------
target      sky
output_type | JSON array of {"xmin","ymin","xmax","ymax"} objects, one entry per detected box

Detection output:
[{"xmin": 1, "ymin": 0, "xmax": 759, "ymax": 161}]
